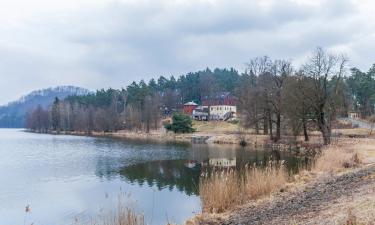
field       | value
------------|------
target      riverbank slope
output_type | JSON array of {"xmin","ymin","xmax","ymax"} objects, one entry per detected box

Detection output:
[{"xmin": 190, "ymin": 138, "xmax": 375, "ymax": 225}]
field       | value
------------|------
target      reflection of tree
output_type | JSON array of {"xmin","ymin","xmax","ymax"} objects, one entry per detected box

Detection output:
[
  {"xmin": 93, "ymin": 141, "xmax": 309, "ymax": 197},
  {"xmin": 120, "ymin": 160, "xmax": 201, "ymax": 196}
]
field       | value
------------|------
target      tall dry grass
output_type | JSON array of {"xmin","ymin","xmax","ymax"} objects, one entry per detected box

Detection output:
[
  {"xmin": 199, "ymin": 162, "xmax": 287, "ymax": 213},
  {"xmin": 74, "ymin": 193, "xmax": 145, "ymax": 225},
  {"xmin": 313, "ymin": 143, "xmax": 361, "ymax": 173}
]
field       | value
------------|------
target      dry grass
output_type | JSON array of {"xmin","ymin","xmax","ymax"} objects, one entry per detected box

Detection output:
[
  {"xmin": 349, "ymin": 139, "xmax": 375, "ymax": 164},
  {"xmin": 333, "ymin": 128, "xmax": 372, "ymax": 137},
  {"xmin": 74, "ymin": 193, "xmax": 145, "ymax": 225},
  {"xmin": 199, "ymin": 163, "xmax": 287, "ymax": 213},
  {"xmin": 313, "ymin": 142, "xmax": 361, "ymax": 173},
  {"xmin": 343, "ymin": 199, "xmax": 375, "ymax": 225},
  {"xmin": 193, "ymin": 121, "xmax": 241, "ymax": 133}
]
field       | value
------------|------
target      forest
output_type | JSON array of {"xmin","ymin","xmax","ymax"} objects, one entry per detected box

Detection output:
[{"xmin": 26, "ymin": 48, "xmax": 375, "ymax": 145}]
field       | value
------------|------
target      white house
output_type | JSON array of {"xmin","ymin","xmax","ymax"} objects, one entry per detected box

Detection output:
[{"xmin": 209, "ymin": 105, "xmax": 237, "ymax": 120}]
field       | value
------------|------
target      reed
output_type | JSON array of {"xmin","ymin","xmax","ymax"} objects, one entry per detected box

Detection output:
[
  {"xmin": 75, "ymin": 193, "xmax": 145, "ymax": 225},
  {"xmin": 199, "ymin": 162, "xmax": 287, "ymax": 213},
  {"xmin": 313, "ymin": 143, "xmax": 361, "ymax": 173}
]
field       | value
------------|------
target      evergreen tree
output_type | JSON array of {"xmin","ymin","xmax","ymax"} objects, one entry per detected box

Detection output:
[
  {"xmin": 165, "ymin": 113, "xmax": 195, "ymax": 133},
  {"xmin": 51, "ymin": 97, "xmax": 60, "ymax": 130}
]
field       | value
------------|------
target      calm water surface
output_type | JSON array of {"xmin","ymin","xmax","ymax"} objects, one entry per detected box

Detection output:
[{"xmin": 0, "ymin": 129, "xmax": 303, "ymax": 225}]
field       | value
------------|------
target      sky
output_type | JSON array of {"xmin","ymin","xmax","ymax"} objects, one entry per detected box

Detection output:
[{"xmin": 0, "ymin": 0, "xmax": 375, "ymax": 105}]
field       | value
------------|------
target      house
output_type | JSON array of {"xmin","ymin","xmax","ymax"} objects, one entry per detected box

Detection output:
[
  {"xmin": 183, "ymin": 101, "xmax": 198, "ymax": 115},
  {"xmin": 202, "ymin": 92, "xmax": 237, "ymax": 120},
  {"xmin": 192, "ymin": 106, "xmax": 209, "ymax": 120},
  {"xmin": 209, "ymin": 105, "xmax": 237, "ymax": 120}
]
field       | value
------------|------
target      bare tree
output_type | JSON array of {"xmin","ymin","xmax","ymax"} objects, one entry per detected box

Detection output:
[
  {"xmin": 238, "ymin": 56, "xmax": 272, "ymax": 134},
  {"xmin": 268, "ymin": 60, "xmax": 292, "ymax": 141},
  {"xmin": 283, "ymin": 74, "xmax": 312, "ymax": 141},
  {"xmin": 302, "ymin": 47, "xmax": 348, "ymax": 145}
]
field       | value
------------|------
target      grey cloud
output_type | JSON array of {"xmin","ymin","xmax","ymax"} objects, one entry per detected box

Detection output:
[{"xmin": 0, "ymin": 0, "xmax": 371, "ymax": 104}]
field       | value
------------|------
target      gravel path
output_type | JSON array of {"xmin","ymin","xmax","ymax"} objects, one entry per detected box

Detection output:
[
  {"xmin": 198, "ymin": 165, "xmax": 375, "ymax": 225},
  {"xmin": 345, "ymin": 118, "xmax": 372, "ymax": 129}
]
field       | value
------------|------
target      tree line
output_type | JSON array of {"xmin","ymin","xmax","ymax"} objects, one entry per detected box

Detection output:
[
  {"xmin": 237, "ymin": 48, "xmax": 348, "ymax": 145},
  {"xmin": 26, "ymin": 68, "xmax": 240, "ymax": 133},
  {"xmin": 26, "ymin": 47, "xmax": 375, "ymax": 145}
]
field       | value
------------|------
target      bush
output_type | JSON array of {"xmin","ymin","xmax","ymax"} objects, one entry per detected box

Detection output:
[{"xmin": 164, "ymin": 113, "xmax": 195, "ymax": 133}]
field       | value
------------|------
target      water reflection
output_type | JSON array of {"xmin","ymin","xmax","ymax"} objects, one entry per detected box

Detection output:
[
  {"xmin": 0, "ymin": 130, "xmax": 308, "ymax": 225},
  {"xmin": 121, "ymin": 159, "xmax": 200, "ymax": 195},
  {"xmin": 95, "ymin": 143, "xmax": 306, "ymax": 197}
]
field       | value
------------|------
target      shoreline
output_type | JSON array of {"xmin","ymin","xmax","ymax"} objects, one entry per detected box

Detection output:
[
  {"xmin": 189, "ymin": 138, "xmax": 375, "ymax": 225},
  {"xmin": 24, "ymin": 128, "xmax": 329, "ymax": 156},
  {"xmin": 25, "ymin": 129, "xmax": 311, "ymax": 150}
]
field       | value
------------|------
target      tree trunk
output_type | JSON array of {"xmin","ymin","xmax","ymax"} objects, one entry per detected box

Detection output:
[
  {"xmin": 263, "ymin": 114, "xmax": 268, "ymax": 135},
  {"xmin": 255, "ymin": 120, "xmax": 259, "ymax": 134},
  {"xmin": 302, "ymin": 117, "xmax": 309, "ymax": 142},
  {"xmin": 146, "ymin": 119, "xmax": 150, "ymax": 133},
  {"xmin": 318, "ymin": 111, "xmax": 331, "ymax": 145},
  {"xmin": 268, "ymin": 110, "xmax": 273, "ymax": 141},
  {"xmin": 321, "ymin": 125, "xmax": 331, "ymax": 145},
  {"xmin": 275, "ymin": 113, "xmax": 281, "ymax": 142}
]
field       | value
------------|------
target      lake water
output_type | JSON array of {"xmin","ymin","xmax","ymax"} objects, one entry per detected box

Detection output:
[{"xmin": 0, "ymin": 129, "xmax": 304, "ymax": 225}]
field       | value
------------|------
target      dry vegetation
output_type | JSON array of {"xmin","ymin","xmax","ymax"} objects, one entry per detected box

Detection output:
[
  {"xmin": 74, "ymin": 194, "xmax": 145, "ymax": 225},
  {"xmin": 193, "ymin": 138, "xmax": 375, "ymax": 225},
  {"xmin": 199, "ymin": 163, "xmax": 287, "ymax": 213},
  {"xmin": 313, "ymin": 143, "xmax": 361, "ymax": 173},
  {"xmin": 198, "ymin": 138, "xmax": 370, "ymax": 217},
  {"xmin": 192, "ymin": 120, "xmax": 240, "ymax": 133}
]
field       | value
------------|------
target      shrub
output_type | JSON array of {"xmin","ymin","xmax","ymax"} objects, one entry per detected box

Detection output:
[{"xmin": 164, "ymin": 113, "xmax": 195, "ymax": 133}]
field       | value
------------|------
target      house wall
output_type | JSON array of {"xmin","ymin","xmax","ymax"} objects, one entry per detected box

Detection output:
[
  {"xmin": 183, "ymin": 105, "xmax": 197, "ymax": 115},
  {"xmin": 209, "ymin": 105, "xmax": 237, "ymax": 118}
]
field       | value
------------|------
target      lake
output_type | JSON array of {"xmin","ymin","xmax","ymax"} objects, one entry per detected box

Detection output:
[{"xmin": 0, "ymin": 129, "xmax": 305, "ymax": 225}]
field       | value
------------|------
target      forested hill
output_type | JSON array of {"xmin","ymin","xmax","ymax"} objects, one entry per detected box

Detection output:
[{"xmin": 0, "ymin": 86, "xmax": 90, "ymax": 128}]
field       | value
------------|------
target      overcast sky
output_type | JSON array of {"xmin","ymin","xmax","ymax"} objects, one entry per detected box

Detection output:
[{"xmin": 0, "ymin": 0, "xmax": 374, "ymax": 104}]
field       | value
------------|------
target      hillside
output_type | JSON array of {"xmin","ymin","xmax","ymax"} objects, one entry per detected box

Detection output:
[{"xmin": 0, "ymin": 86, "xmax": 90, "ymax": 128}]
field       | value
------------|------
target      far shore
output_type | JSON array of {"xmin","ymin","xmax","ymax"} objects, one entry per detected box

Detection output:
[{"xmin": 23, "ymin": 119, "xmax": 374, "ymax": 157}]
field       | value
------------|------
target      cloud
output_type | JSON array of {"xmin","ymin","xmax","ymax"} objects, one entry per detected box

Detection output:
[{"xmin": 0, "ymin": 0, "xmax": 373, "ymax": 104}]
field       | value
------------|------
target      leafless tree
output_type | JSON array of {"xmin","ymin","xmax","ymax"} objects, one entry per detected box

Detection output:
[{"xmin": 302, "ymin": 47, "xmax": 348, "ymax": 145}]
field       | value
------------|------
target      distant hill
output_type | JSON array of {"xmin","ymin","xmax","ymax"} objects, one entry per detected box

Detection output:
[{"xmin": 0, "ymin": 86, "xmax": 91, "ymax": 128}]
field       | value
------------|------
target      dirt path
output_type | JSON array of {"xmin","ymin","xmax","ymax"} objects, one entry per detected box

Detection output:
[
  {"xmin": 197, "ymin": 165, "xmax": 375, "ymax": 225},
  {"xmin": 346, "ymin": 118, "xmax": 372, "ymax": 130}
]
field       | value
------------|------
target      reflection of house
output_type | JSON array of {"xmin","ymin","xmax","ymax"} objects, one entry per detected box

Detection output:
[
  {"xmin": 192, "ymin": 106, "xmax": 209, "ymax": 120},
  {"xmin": 183, "ymin": 101, "xmax": 198, "ymax": 115},
  {"xmin": 349, "ymin": 111, "xmax": 360, "ymax": 119},
  {"xmin": 208, "ymin": 158, "xmax": 236, "ymax": 168}
]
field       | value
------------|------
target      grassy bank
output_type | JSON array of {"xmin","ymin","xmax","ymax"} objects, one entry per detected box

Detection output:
[
  {"xmin": 28, "ymin": 119, "xmax": 375, "ymax": 148},
  {"xmin": 197, "ymin": 141, "xmax": 362, "ymax": 214},
  {"xmin": 192, "ymin": 138, "xmax": 374, "ymax": 224}
]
